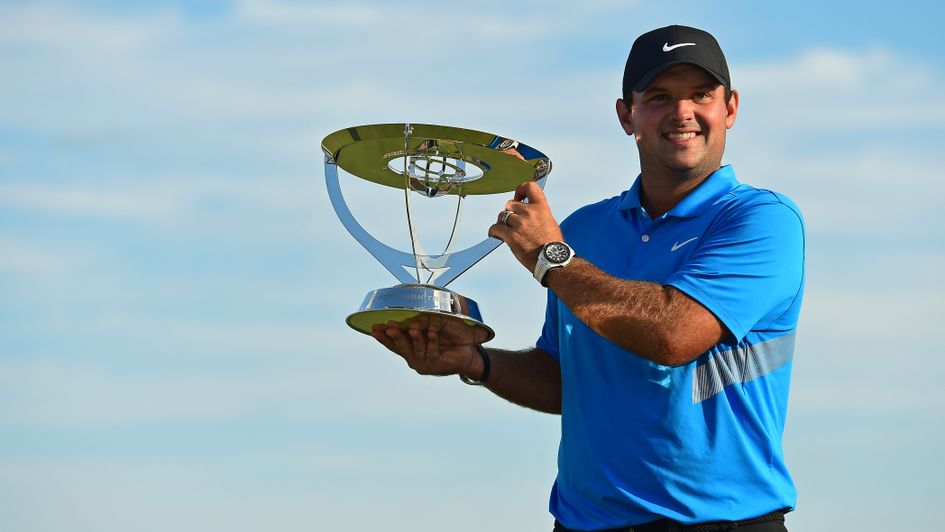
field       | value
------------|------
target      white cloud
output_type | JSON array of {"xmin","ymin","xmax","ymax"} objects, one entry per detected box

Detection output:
[
  {"xmin": 236, "ymin": 0, "xmax": 380, "ymax": 25},
  {"xmin": 0, "ymin": 2, "xmax": 178, "ymax": 51},
  {"xmin": 0, "ymin": 0, "xmax": 619, "ymax": 136},
  {"xmin": 0, "ymin": 236, "xmax": 75, "ymax": 276},
  {"xmin": 0, "ymin": 356, "xmax": 336, "ymax": 426},
  {"xmin": 749, "ymin": 47, "xmax": 935, "ymax": 93},
  {"xmin": 0, "ymin": 182, "xmax": 176, "ymax": 221},
  {"xmin": 233, "ymin": 0, "xmax": 609, "ymax": 42},
  {"xmin": 0, "ymin": 174, "xmax": 324, "ymax": 235},
  {"xmin": 736, "ymin": 47, "xmax": 945, "ymax": 128}
]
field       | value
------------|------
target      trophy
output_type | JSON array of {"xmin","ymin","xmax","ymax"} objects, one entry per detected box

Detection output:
[{"xmin": 322, "ymin": 123, "xmax": 552, "ymax": 341}]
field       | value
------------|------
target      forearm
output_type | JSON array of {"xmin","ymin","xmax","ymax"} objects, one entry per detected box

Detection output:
[
  {"xmin": 464, "ymin": 347, "xmax": 561, "ymax": 414},
  {"xmin": 486, "ymin": 181, "xmax": 724, "ymax": 366},
  {"xmin": 544, "ymin": 258, "xmax": 725, "ymax": 365}
]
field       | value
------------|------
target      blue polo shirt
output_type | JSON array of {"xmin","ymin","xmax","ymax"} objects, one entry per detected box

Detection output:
[{"xmin": 537, "ymin": 165, "xmax": 805, "ymax": 529}]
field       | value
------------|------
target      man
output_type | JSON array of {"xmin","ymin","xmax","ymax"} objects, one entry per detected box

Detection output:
[{"xmin": 372, "ymin": 25, "xmax": 804, "ymax": 532}]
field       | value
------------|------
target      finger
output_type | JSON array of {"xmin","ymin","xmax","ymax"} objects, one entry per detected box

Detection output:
[
  {"xmin": 438, "ymin": 315, "xmax": 482, "ymax": 345},
  {"xmin": 372, "ymin": 322, "xmax": 397, "ymax": 341},
  {"xmin": 406, "ymin": 314, "xmax": 429, "ymax": 333},
  {"xmin": 372, "ymin": 322, "xmax": 397, "ymax": 335},
  {"xmin": 427, "ymin": 314, "xmax": 442, "ymax": 336},
  {"xmin": 383, "ymin": 320, "xmax": 407, "ymax": 333},
  {"xmin": 514, "ymin": 181, "xmax": 546, "ymax": 205},
  {"xmin": 370, "ymin": 329, "xmax": 397, "ymax": 352},
  {"xmin": 407, "ymin": 326, "xmax": 427, "ymax": 361},
  {"xmin": 385, "ymin": 327, "xmax": 414, "ymax": 357},
  {"xmin": 426, "ymin": 326, "xmax": 440, "ymax": 356},
  {"xmin": 504, "ymin": 200, "xmax": 530, "ymax": 215},
  {"xmin": 373, "ymin": 329, "xmax": 417, "ymax": 369},
  {"xmin": 426, "ymin": 316, "xmax": 443, "ymax": 355},
  {"xmin": 488, "ymin": 222, "xmax": 511, "ymax": 241}
]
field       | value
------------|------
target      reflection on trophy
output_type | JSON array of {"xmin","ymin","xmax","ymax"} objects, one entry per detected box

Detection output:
[{"xmin": 322, "ymin": 123, "xmax": 552, "ymax": 341}]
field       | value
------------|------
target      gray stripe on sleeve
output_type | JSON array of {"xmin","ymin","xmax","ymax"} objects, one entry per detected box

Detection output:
[{"xmin": 692, "ymin": 332, "xmax": 796, "ymax": 404}]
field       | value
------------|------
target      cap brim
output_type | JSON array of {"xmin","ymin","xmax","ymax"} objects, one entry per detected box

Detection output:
[{"xmin": 632, "ymin": 61, "xmax": 729, "ymax": 93}]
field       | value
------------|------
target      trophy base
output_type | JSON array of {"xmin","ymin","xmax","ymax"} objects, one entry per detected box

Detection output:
[{"xmin": 346, "ymin": 284, "xmax": 495, "ymax": 342}]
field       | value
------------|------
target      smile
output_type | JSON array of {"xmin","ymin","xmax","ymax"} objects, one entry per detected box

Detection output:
[{"xmin": 665, "ymin": 132, "xmax": 698, "ymax": 140}]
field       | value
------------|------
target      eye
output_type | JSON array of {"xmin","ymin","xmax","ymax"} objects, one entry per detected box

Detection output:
[
  {"xmin": 693, "ymin": 91, "xmax": 711, "ymax": 101},
  {"xmin": 649, "ymin": 93, "xmax": 669, "ymax": 103}
]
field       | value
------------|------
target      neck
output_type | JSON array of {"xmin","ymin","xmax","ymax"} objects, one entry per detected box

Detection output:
[{"xmin": 638, "ymin": 165, "xmax": 720, "ymax": 218}]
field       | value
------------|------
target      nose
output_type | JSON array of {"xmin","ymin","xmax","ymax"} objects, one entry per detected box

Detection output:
[{"xmin": 670, "ymin": 98, "xmax": 696, "ymax": 123}]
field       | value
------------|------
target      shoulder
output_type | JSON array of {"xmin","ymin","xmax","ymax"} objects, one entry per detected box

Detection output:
[
  {"xmin": 714, "ymin": 184, "xmax": 805, "ymax": 231},
  {"xmin": 724, "ymin": 184, "xmax": 803, "ymax": 217}
]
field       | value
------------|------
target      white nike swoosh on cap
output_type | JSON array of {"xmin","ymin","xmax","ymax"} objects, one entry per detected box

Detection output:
[{"xmin": 663, "ymin": 42, "xmax": 696, "ymax": 52}]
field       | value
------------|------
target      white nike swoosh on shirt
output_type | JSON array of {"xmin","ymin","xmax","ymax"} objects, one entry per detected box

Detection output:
[
  {"xmin": 671, "ymin": 237, "xmax": 699, "ymax": 252},
  {"xmin": 663, "ymin": 42, "xmax": 696, "ymax": 52}
]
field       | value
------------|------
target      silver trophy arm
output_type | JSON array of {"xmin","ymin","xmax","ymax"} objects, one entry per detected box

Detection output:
[{"xmin": 325, "ymin": 156, "xmax": 514, "ymax": 287}]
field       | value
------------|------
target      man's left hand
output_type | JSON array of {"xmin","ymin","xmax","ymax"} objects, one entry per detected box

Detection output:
[{"xmin": 488, "ymin": 181, "xmax": 564, "ymax": 272}]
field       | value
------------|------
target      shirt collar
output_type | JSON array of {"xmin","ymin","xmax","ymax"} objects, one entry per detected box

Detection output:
[{"xmin": 618, "ymin": 165, "xmax": 740, "ymax": 218}]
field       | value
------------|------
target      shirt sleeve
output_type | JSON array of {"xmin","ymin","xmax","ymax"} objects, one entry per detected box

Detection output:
[
  {"xmin": 666, "ymin": 196, "xmax": 805, "ymax": 341},
  {"xmin": 535, "ymin": 289, "xmax": 561, "ymax": 361}
]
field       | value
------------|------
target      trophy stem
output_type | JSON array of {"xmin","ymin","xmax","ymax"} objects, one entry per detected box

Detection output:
[
  {"xmin": 432, "ymin": 191, "xmax": 464, "ymax": 284},
  {"xmin": 401, "ymin": 125, "xmax": 472, "ymax": 286},
  {"xmin": 403, "ymin": 123, "xmax": 422, "ymax": 283}
]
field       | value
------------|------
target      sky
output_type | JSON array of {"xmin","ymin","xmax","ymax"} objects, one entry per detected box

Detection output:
[{"xmin": 1, "ymin": 1, "xmax": 944, "ymax": 531}]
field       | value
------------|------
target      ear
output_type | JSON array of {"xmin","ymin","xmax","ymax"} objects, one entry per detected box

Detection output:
[
  {"xmin": 725, "ymin": 89, "xmax": 739, "ymax": 129},
  {"xmin": 616, "ymin": 98, "xmax": 634, "ymax": 136}
]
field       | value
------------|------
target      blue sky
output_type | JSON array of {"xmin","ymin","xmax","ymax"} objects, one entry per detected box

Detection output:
[{"xmin": 1, "ymin": 1, "xmax": 944, "ymax": 531}]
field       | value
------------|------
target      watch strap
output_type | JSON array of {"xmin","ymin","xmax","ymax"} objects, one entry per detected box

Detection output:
[{"xmin": 459, "ymin": 345, "xmax": 490, "ymax": 386}]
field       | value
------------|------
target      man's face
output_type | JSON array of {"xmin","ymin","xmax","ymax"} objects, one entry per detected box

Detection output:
[{"xmin": 618, "ymin": 64, "xmax": 738, "ymax": 180}]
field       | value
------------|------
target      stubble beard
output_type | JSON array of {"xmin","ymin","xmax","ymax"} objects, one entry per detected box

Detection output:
[{"xmin": 637, "ymin": 137, "xmax": 725, "ymax": 188}]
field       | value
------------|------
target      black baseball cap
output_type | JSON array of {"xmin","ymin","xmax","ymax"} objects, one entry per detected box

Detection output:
[{"xmin": 622, "ymin": 25, "xmax": 730, "ymax": 100}]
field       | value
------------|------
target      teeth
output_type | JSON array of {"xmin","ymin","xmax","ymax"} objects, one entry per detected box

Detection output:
[{"xmin": 667, "ymin": 132, "xmax": 697, "ymax": 140}]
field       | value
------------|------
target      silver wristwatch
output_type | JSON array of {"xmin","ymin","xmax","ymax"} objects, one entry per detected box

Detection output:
[{"xmin": 533, "ymin": 241, "xmax": 575, "ymax": 287}]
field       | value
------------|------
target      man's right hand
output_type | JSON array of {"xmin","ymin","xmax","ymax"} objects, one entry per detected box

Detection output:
[{"xmin": 370, "ymin": 315, "xmax": 491, "ymax": 380}]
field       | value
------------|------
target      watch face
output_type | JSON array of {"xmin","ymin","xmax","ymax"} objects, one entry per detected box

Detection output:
[{"xmin": 544, "ymin": 242, "xmax": 570, "ymax": 264}]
